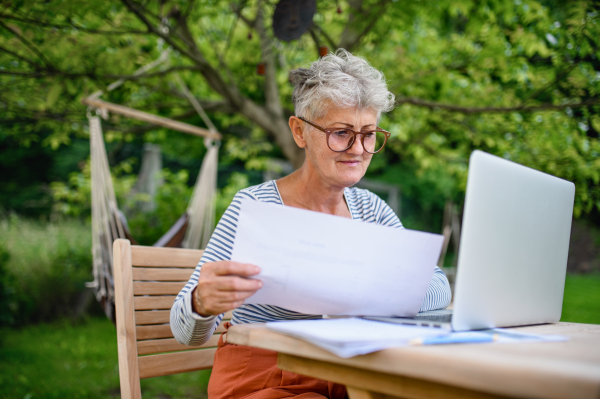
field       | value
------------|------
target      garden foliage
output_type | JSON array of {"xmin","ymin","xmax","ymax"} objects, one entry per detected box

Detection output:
[
  {"xmin": 0, "ymin": 0, "xmax": 598, "ymax": 228},
  {"xmin": 0, "ymin": 216, "xmax": 97, "ymax": 326}
]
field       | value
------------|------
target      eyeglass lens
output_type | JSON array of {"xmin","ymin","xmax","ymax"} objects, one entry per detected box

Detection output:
[{"xmin": 328, "ymin": 130, "xmax": 386, "ymax": 153}]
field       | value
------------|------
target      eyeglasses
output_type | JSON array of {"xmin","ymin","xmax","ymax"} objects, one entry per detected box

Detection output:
[{"xmin": 298, "ymin": 117, "xmax": 390, "ymax": 154}]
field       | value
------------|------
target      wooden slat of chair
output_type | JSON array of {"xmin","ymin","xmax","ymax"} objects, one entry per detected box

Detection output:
[
  {"xmin": 136, "ymin": 323, "xmax": 227, "ymax": 341},
  {"xmin": 134, "ymin": 310, "xmax": 171, "ymax": 325},
  {"xmin": 135, "ymin": 309, "xmax": 234, "ymax": 325},
  {"xmin": 132, "ymin": 267, "xmax": 194, "ymax": 281},
  {"xmin": 138, "ymin": 349, "xmax": 217, "ymax": 379},
  {"xmin": 137, "ymin": 335, "xmax": 220, "ymax": 355},
  {"xmin": 136, "ymin": 324, "xmax": 175, "ymax": 340},
  {"xmin": 131, "ymin": 245, "xmax": 203, "ymax": 267},
  {"xmin": 114, "ymin": 239, "xmax": 233, "ymax": 399},
  {"xmin": 134, "ymin": 296, "xmax": 177, "ymax": 311},
  {"xmin": 133, "ymin": 282, "xmax": 186, "ymax": 295}
]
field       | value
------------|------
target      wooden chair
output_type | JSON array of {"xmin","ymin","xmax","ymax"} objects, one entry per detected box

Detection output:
[{"xmin": 113, "ymin": 238, "xmax": 231, "ymax": 399}]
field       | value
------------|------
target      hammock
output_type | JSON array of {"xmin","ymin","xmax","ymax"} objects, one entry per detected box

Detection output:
[{"xmin": 83, "ymin": 56, "xmax": 222, "ymax": 321}]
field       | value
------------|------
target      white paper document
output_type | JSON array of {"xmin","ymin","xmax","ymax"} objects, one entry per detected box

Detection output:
[
  {"xmin": 266, "ymin": 319, "xmax": 568, "ymax": 358},
  {"xmin": 267, "ymin": 318, "xmax": 444, "ymax": 357},
  {"xmin": 231, "ymin": 199, "xmax": 444, "ymax": 316}
]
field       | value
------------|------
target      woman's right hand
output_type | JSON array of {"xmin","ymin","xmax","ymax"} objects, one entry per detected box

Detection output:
[{"xmin": 192, "ymin": 261, "xmax": 263, "ymax": 316}]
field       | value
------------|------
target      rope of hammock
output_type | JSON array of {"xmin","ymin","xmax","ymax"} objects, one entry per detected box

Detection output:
[
  {"xmin": 88, "ymin": 114, "xmax": 126, "ymax": 318},
  {"xmin": 174, "ymin": 73, "xmax": 220, "ymax": 249},
  {"xmin": 85, "ymin": 50, "xmax": 221, "ymax": 320},
  {"xmin": 183, "ymin": 140, "xmax": 219, "ymax": 249}
]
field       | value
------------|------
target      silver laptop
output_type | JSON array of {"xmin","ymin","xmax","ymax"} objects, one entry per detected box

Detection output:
[{"xmin": 365, "ymin": 150, "xmax": 575, "ymax": 331}]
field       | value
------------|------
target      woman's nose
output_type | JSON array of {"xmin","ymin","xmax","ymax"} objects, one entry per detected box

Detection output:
[{"xmin": 346, "ymin": 135, "xmax": 365, "ymax": 155}]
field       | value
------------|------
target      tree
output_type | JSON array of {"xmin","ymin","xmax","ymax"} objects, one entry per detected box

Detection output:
[{"xmin": 1, "ymin": 0, "xmax": 599, "ymax": 220}]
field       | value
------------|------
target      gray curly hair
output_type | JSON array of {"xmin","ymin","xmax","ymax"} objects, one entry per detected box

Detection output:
[{"xmin": 289, "ymin": 49, "xmax": 395, "ymax": 121}]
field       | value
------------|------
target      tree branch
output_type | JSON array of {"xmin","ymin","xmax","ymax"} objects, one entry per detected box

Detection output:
[
  {"xmin": 194, "ymin": 9, "xmax": 238, "ymax": 86},
  {"xmin": 0, "ymin": 107, "xmax": 81, "ymax": 125},
  {"xmin": 0, "ymin": 65, "xmax": 198, "ymax": 80},
  {"xmin": 309, "ymin": 27, "xmax": 323, "ymax": 58},
  {"xmin": 166, "ymin": 6, "xmax": 236, "ymax": 102},
  {"xmin": 395, "ymin": 97, "xmax": 600, "ymax": 114},
  {"xmin": 0, "ymin": 14, "xmax": 148, "ymax": 34},
  {"xmin": 122, "ymin": 0, "xmax": 243, "ymax": 104},
  {"xmin": 219, "ymin": 12, "xmax": 240, "ymax": 66},
  {"xmin": 231, "ymin": 1, "xmax": 256, "ymax": 30},
  {"xmin": 122, "ymin": 0, "xmax": 237, "ymax": 104},
  {"xmin": 123, "ymin": 0, "xmax": 304, "ymax": 166},
  {"xmin": 167, "ymin": 98, "xmax": 235, "ymax": 114},
  {"xmin": 182, "ymin": 0, "xmax": 197, "ymax": 19},
  {"xmin": 0, "ymin": 46, "xmax": 43, "ymax": 68},
  {"xmin": 120, "ymin": 0, "xmax": 199, "ymax": 63},
  {"xmin": 521, "ymin": 64, "xmax": 578, "ymax": 103},
  {"xmin": 311, "ymin": 23, "xmax": 337, "ymax": 50},
  {"xmin": 255, "ymin": 1, "xmax": 283, "ymax": 118},
  {"xmin": 0, "ymin": 20, "xmax": 55, "ymax": 69},
  {"xmin": 338, "ymin": 0, "xmax": 392, "ymax": 51}
]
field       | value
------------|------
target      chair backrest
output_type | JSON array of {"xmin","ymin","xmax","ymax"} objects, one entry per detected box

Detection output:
[{"xmin": 113, "ymin": 238, "xmax": 231, "ymax": 399}]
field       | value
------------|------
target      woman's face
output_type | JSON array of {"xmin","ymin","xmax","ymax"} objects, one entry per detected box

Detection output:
[{"xmin": 291, "ymin": 106, "xmax": 378, "ymax": 188}]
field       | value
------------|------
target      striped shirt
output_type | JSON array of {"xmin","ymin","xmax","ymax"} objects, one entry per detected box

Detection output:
[{"xmin": 171, "ymin": 181, "xmax": 452, "ymax": 346}]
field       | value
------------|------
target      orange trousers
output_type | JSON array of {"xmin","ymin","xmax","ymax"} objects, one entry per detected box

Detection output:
[{"xmin": 207, "ymin": 323, "xmax": 347, "ymax": 399}]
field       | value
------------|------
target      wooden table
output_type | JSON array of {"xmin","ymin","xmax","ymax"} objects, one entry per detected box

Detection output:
[{"xmin": 227, "ymin": 322, "xmax": 600, "ymax": 399}]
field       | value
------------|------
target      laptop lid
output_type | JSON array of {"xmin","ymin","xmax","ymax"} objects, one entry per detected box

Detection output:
[{"xmin": 451, "ymin": 151, "xmax": 575, "ymax": 331}]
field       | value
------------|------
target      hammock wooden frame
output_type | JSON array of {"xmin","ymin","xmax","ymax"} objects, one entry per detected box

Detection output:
[{"xmin": 81, "ymin": 97, "xmax": 222, "ymax": 141}]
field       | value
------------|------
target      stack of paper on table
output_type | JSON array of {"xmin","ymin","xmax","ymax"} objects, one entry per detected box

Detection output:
[{"xmin": 266, "ymin": 318, "xmax": 567, "ymax": 358}]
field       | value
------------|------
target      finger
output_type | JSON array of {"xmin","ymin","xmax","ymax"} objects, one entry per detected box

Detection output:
[
  {"xmin": 206, "ymin": 289, "xmax": 259, "ymax": 303},
  {"xmin": 215, "ymin": 276, "xmax": 263, "ymax": 292},
  {"xmin": 214, "ymin": 261, "xmax": 261, "ymax": 277}
]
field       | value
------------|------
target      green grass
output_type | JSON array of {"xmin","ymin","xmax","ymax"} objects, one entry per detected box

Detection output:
[
  {"xmin": 561, "ymin": 273, "xmax": 600, "ymax": 324},
  {"xmin": 0, "ymin": 318, "xmax": 211, "ymax": 399}
]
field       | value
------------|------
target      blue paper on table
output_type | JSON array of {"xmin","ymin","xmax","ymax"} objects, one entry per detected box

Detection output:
[
  {"xmin": 411, "ymin": 332, "xmax": 496, "ymax": 345},
  {"xmin": 266, "ymin": 318, "xmax": 566, "ymax": 358}
]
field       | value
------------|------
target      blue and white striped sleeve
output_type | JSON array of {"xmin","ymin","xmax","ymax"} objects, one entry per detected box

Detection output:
[
  {"xmin": 170, "ymin": 190, "xmax": 256, "ymax": 346},
  {"xmin": 372, "ymin": 193, "xmax": 452, "ymax": 312}
]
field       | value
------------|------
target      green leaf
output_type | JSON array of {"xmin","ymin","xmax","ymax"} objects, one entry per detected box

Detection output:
[{"xmin": 46, "ymin": 84, "xmax": 63, "ymax": 109}]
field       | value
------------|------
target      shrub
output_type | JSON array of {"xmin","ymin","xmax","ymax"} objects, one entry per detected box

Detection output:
[
  {"xmin": 0, "ymin": 243, "xmax": 16, "ymax": 328},
  {"xmin": 51, "ymin": 163, "xmax": 193, "ymax": 246},
  {"xmin": 51, "ymin": 163, "xmax": 252, "ymax": 246},
  {"xmin": 32, "ymin": 245, "xmax": 94, "ymax": 321},
  {"xmin": 1, "ymin": 216, "xmax": 95, "ymax": 325},
  {"xmin": 126, "ymin": 169, "xmax": 193, "ymax": 245}
]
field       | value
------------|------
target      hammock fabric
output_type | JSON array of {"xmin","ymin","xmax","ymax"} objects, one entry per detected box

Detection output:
[{"xmin": 85, "ymin": 92, "xmax": 220, "ymax": 322}]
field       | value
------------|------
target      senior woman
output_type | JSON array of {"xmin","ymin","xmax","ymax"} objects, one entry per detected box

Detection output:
[{"xmin": 171, "ymin": 49, "xmax": 452, "ymax": 399}]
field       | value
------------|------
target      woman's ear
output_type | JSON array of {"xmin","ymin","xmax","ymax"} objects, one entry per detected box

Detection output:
[{"xmin": 289, "ymin": 116, "xmax": 307, "ymax": 149}]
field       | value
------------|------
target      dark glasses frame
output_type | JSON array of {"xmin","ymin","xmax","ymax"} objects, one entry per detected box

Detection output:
[{"xmin": 298, "ymin": 116, "xmax": 390, "ymax": 154}]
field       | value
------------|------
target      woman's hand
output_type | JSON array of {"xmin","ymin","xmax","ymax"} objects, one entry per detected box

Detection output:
[{"xmin": 192, "ymin": 261, "xmax": 262, "ymax": 316}]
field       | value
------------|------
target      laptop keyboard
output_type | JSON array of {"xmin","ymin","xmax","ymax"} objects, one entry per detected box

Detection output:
[
  {"xmin": 413, "ymin": 313, "xmax": 453, "ymax": 323},
  {"xmin": 362, "ymin": 309, "xmax": 453, "ymax": 327}
]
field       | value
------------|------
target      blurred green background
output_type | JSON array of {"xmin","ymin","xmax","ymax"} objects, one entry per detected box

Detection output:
[{"xmin": 1, "ymin": 0, "xmax": 599, "ymax": 397}]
